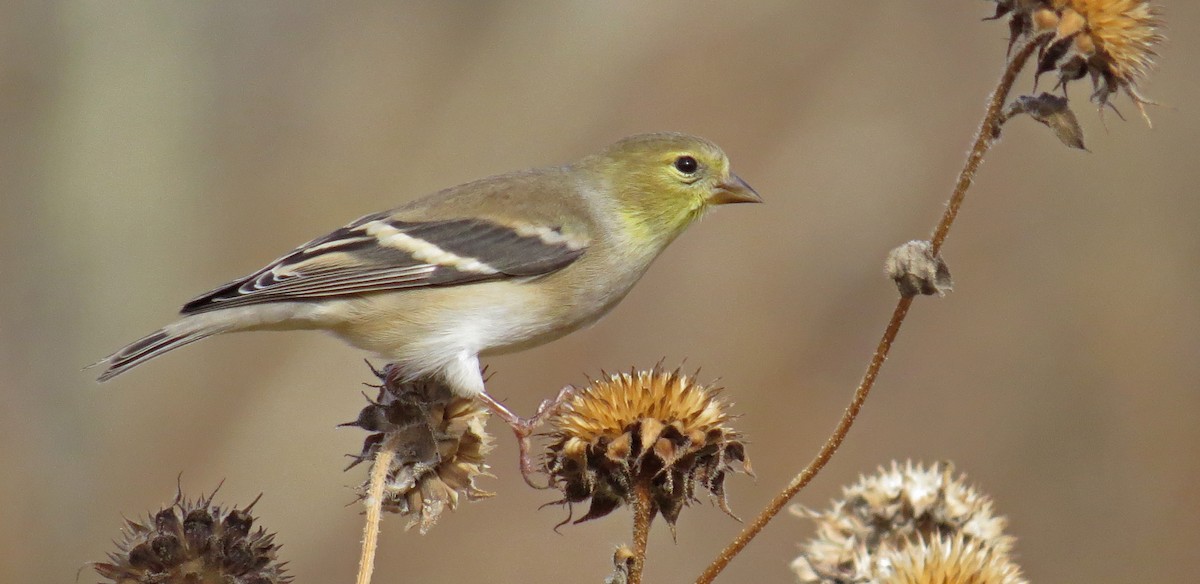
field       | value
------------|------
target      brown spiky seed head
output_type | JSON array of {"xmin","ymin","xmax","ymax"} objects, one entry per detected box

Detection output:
[
  {"xmin": 544, "ymin": 367, "xmax": 750, "ymax": 526},
  {"xmin": 880, "ymin": 534, "xmax": 1028, "ymax": 584},
  {"xmin": 992, "ymin": 0, "xmax": 1162, "ymax": 118},
  {"xmin": 791, "ymin": 461, "xmax": 1016, "ymax": 584},
  {"xmin": 93, "ymin": 492, "xmax": 290, "ymax": 584},
  {"xmin": 346, "ymin": 366, "xmax": 494, "ymax": 534}
]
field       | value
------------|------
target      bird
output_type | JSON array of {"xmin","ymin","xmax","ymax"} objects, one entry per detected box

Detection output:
[{"xmin": 95, "ymin": 132, "xmax": 759, "ymax": 447}]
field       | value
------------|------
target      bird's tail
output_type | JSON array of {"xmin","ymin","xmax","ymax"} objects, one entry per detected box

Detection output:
[{"xmin": 93, "ymin": 321, "xmax": 227, "ymax": 382}]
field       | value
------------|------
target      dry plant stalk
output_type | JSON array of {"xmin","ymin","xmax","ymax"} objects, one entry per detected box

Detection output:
[
  {"xmin": 694, "ymin": 295, "xmax": 912, "ymax": 584},
  {"xmin": 695, "ymin": 31, "xmax": 1049, "ymax": 584},
  {"xmin": 629, "ymin": 481, "xmax": 654, "ymax": 584},
  {"xmin": 697, "ymin": 0, "xmax": 1163, "ymax": 578},
  {"xmin": 356, "ymin": 432, "xmax": 401, "ymax": 584}
]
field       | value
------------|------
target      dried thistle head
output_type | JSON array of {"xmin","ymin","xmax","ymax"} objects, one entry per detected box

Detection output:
[
  {"xmin": 991, "ymin": 0, "xmax": 1163, "ymax": 119},
  {"xmin": 791, "ymin": 461, "xmax": 1017, "ymax": 584},
  {"xmin": 544, "ymin": 367, "xmax": 750, "ymax": 527},
  {"xmin": 344, "ymin": 366, "xmax": 494, "ymax": 534},
  {"xmin": 93, "ymin": 490, "xmax": 290, "ymax": 584},
  {"xmin": 880, "ymin": 534, "xmax": 1027, "ymax": 584}
]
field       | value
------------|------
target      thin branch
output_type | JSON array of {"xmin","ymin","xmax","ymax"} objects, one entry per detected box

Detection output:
[
  {"xmin": 694, "ymin": 33, "xmax": 1052, "ymax": 584},
  {"xmin": 930, "ymin": 33, "xmax": 1053, "ymax": 255},
  {"xmin": 356, "ymin": 431, "xmax": 402, "ymax": 584},
  {"xmin": 694, "ymin": 297, "xmax": 912, "ymax": 584},
  {"xmin": 628, "ymin": 480, "xmax": 654, "ymax": 584}
]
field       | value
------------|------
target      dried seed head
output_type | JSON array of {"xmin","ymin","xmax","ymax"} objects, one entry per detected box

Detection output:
[
  {"xmin": 544, "ymin": 367, "xmax": 750, "ymax": 527},
  {"xmin": 1073, "ymin": 1, "xmax": 1161, "ymax": 82},
  {"xmin": 345, "ymin": 366, "xmax": 494, "ymax": 534},
  {"xmin": 93, "ymin": 491, "xmax": 290, "ymax": 584},
  {"xmin": 991, "ymin": 0, "xmax": 1163, "ymax": 121},
  {"xmin": 880, "ymin": 534, "xmax": 1028, "ymax": 584},
  {"xmin": 791, "ymin": 461, "xmax": 1016, "ymax": 584}
]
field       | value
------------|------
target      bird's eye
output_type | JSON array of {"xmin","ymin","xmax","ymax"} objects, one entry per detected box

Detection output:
[{"xmin": 673, "ymin": 155, "xmax": 699, "ymax": 175}]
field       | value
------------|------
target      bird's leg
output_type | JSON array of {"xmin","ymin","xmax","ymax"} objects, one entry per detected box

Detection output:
[{"xmin": 476, "ymin": 385, "xmax": 575, "ymax": 489}]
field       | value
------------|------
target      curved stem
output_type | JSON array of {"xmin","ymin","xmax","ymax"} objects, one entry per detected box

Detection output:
[
  {"xmin": 929, "ymin": 33, "xmax": 1052, "ymax": 255},
  {"xmin": 694, "ymin": 33, "xmax": 1052, "ymax": 584},
  {"xmin": 628, "ymin": 480, "xmax": 653, "ymax": 584},
  {"xmin": 356, "ymin": 431, "xmax": 402, "ymax": 584},
  {"xmin": 694, "ymin": 297, "xmax": 912, "ymax": 584}
]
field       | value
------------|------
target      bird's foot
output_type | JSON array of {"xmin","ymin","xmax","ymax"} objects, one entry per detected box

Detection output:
[{"xmin": 476, "ymin": 386, "xmax": 575, "ymax": 489}]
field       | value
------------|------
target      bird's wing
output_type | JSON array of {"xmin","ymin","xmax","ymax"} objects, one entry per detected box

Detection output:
[{"xmin": 180, "ymin": 213, "xmax": 588, "ymax": 314}]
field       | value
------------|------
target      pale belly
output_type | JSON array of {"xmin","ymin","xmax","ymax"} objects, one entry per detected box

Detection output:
[{"xmin": 321, "ymin": 276, "xmax": 626, "ymax": 378}]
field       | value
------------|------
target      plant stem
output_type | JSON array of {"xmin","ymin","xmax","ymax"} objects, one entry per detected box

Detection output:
[
  {"xmin": 930, "ymin": 33, "xmax": 1052, "ymax": 255},
  {"xmin": 628, "ymin": 479, "xmax": 654, "ymax": 584},
  {"xmin": 356, "ymin": 431, "xmax": 402, "ymax": 584},
  {"xmin": 694, "ymin": 33, "xmax": 1051, "ymax": 584},
  {"xmin": 694, "ymin": 297, "xmax": 912, "ymax": 584}
]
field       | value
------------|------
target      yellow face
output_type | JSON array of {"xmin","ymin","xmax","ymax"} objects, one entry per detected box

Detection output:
[{"xmin": 591, "ymin": 133, "xmax": 760, "ymax": 243}]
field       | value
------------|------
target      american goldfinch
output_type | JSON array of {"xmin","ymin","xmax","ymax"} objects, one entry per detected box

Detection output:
[{"xmin": 96, "ymin": 133, "xmax": 759, "ymax": 401}]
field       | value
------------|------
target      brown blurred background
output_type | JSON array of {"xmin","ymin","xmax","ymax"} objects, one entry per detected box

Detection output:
[{"xmin": 3, "ymin": 2, "xmax": 1197, "ymax": 582}]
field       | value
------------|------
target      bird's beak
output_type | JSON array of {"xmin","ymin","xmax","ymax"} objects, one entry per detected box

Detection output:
[{"xmin": 709, "ymin": 173, "xmax": 762, "ymax": 205}]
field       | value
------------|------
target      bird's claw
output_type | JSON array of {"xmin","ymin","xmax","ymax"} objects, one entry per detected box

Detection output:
[
  {"xmin": 533, "ymin": 385, "xmax": 575, "ymax": 421},
  {"xmin": 476, "ymin": 386, "xmax": 576, "ymax": 489}
]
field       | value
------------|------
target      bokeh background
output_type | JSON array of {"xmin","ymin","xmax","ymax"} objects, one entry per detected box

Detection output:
[{"xmin": 3, "ymin": 2, "xmax": 1197, "ymax": 582}]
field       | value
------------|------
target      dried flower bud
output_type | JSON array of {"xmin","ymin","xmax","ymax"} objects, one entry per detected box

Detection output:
[
  {"xmin": 605, "ymin": 545, "xmax": 637, "ymax": 584},
  {"xmin": 93, "ymin": 490, "xmax": 290, "ymax": 584},
  {"xmin": 999, "ymin": 92, "xmax": 1088, "ymax": 149},
  {"xmin": 989, "ymin": 0, "xmax": 1163, "ymax": 122},
  {"xmin": 344, "ymin": 365, "xmax": 494, "ymax": 534},
  {"xmin": 544, "ymin": 367, "xmax": 750, "ymax": 528},
  {"xmin": 791, "ymin": 461, "xmax": 1018, "ymax": 584},
  {"xmin": 885, "ymin": 241, "xmax": 952, "ymax": 298}
]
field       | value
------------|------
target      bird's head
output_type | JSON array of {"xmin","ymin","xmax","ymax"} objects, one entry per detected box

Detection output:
[{"xmin": 580, "ymin": 132, "xmax": 761, "ymax": 246}]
